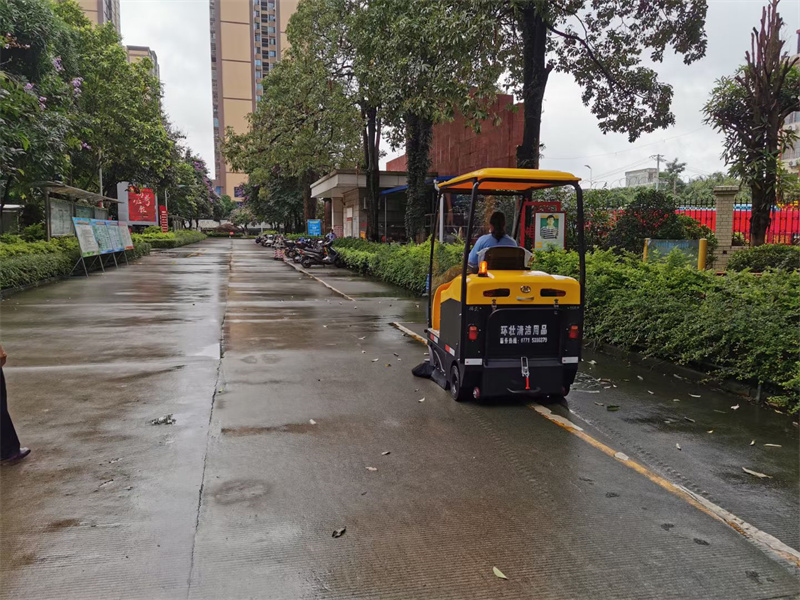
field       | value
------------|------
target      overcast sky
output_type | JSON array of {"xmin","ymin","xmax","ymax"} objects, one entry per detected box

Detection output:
[{"xmin": 120, "ymin": 0, "xmax": 800, "ymax": 185}]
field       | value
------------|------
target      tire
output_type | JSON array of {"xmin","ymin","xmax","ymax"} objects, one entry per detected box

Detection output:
[
  {"xmin": 449, "ymin": 363, "xmax": 471, "ymax": 403},
  {"xmin": 335, "ymin": 258, "xmax": 345, "ymax": 268},
  {"xmin": 301, "ymin": 258, "xmax": 312, "ymax": 268}
]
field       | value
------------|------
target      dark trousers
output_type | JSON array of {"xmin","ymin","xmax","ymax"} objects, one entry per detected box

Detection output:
[{"xmin": 1, "ymin": 368, "xmax": 21, "ymax": 459}]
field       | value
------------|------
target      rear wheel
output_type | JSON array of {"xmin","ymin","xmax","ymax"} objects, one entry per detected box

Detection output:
[
  {"xmin": 449, "ymin": 364, "xmax": 471, "ymax": 403},
  {"xmin": 301, "ymin": 258, "xmax": 312, "ymax": 268}
]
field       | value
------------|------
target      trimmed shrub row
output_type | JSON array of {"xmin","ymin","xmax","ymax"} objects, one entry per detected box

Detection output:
[
  {"xmin": 726, "ymin": 244, "xmax": 800, "ymax": 272},
  {"xmin": 333, "ymin": 240, "xmax": 799, "ymax": 412},
  {"xmin": 132, "ymin": 230, "xmax": 207, "ymax": 248},
  {"xmin": 1, "ymin": 241, "xmax": 151, "ymax": 291}
]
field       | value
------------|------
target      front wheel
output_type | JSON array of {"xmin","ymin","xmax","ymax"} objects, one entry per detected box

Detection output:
[
  {"xmin": 301, "ymin": 258, "xmax": 312, "ymax": 268},
  {"xmin": 449, "ymin": 364, "xmax": 471, "ymax": 403}
]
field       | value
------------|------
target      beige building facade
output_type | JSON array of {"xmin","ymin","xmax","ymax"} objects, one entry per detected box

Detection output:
[
  {"xmin": 210, "ymin": 0, "xmax": 297, "ymax": 198},
  {"xmin": 781, "ymin": 33, "xmax": 800, "ymax": 175},
  {"xmin": 75, "ymin": 0, "xmax": 121, "ymax": 34},
  {"xmin": 126, "ymin": 45, "xmax": 160, "ymax": 80}
]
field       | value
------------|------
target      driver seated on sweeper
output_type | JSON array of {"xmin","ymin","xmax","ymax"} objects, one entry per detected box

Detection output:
[{"xmin": 467, "ymin": 211, "xmax": 518, "ymax": 272}]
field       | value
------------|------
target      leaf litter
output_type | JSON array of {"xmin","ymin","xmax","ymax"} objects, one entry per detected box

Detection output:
[
  {"xmin": 492, "ymin": 567, "xmax": 508, "ymax": 580},
  {"xmin": 742, "ymin": 467, "xmax": 772, "ymax": 479}
]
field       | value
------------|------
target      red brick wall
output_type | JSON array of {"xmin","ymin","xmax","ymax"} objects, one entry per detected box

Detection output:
[{"xmin": 386, "ymin": 94, "xmax": 524, "ymax": 175}]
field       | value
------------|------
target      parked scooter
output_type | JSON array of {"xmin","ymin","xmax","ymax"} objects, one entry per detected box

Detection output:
[{"xmin": 300, "ymin": 241, "xmax": 343, "ymax": 268}]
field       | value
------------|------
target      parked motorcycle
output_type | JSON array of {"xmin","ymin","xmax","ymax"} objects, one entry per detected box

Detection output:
[{"xmin": 300, "ymin": 241, "xmax": 344, "ymax": 268}]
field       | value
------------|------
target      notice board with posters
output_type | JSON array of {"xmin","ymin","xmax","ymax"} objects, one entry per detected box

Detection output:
[
  {"xmin": 72, "ymin": 217, "xmax": 100, "ymax": 257},
  {"xmin": 105, "ymin": 221, "xmax": 125, "ymax": 251},
  {"xmin": 307, "ymin": 219, "xmax": 322, "ymax": 236},
  {"xmin": 128, "ymin": 188, "xmax": 157, "ymax": 225},
  {"xmin": 90, "ymin": 219, "xmax": 115, "ymax": 254},
  {"xmin": 50, "ymin": 198, "xmax": 74, "ymax": 237},
  {"xmin": 118, "ymin": 223, "xmax": 135, "ymax": 250}
]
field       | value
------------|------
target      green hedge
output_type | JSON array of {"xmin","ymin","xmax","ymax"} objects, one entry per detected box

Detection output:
[
  {"xmin": 333, "ymin": 240, "xmax": 799, "ymax": 412},
  {"xmin": 0, "ymin": 241, "xmax": 151, "ymax": 291},
  {"xmin": 726, "ymin": 244, "xmax": 800, "ymax": 272},
  {"xmin": 132, "ymin": 230, "xmax": 207, "ymax": 248}
]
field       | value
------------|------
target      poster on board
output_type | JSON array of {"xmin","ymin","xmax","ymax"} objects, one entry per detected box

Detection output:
[
  {"xmin": 533, "ymin": 212, "xmax": 566, "ymax": 251},
  {"xmin": 90, "ymin": 219, "xmax": 115, "ymax": 254},
  {"xmin": 307, "ymin": 219, "xmax": 322, "ymax": 236},
  {"xmin": 105, "ymin": 221, "xmax": 125, "ymax": 252},
  {"xmin": 49, "ymin": 198, "xmax": 73, "ymax": 237},
  {"xmin": 118, "ymin": 223, "xmax": 135, "ymax": 250},
  {"xmin": 72, "ymin": 217, "xmax": 100, "ymax": 257}
]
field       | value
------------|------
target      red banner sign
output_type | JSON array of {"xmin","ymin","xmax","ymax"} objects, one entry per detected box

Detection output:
[
  {"xmin": 159, "ymin": 205, "xmax": 168, "ymax": 232},
  {"xmin": 128, "ymin": 188, "xmax": 156, "ymax": 223}
]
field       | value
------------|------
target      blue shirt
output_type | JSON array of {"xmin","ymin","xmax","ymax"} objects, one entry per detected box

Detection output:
[{"xmin": 468, "ymin": 233, "xmax": 517, "ymax": 268}]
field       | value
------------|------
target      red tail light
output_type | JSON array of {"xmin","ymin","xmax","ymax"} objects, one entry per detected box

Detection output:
[
  {"xmin": 468, "ymin": 325, "xmax": 479, "ymax": 341},
  {"xmin": 568, "ymin": 325, "xmax": 580, "ymax": 339}
]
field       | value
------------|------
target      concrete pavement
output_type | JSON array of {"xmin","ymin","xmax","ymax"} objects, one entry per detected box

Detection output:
[{"xmin": 0, "ymin": 239, "xmax": 797, "ymax": 599}]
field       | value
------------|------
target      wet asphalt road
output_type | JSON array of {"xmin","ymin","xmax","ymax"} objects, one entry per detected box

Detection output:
[{"xmin": 0, "ymin": 238, "xmax": 797, "ymax": 599}]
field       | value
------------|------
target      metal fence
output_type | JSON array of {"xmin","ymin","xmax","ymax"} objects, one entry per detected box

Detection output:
[{"xmin": 677, "ymin": 203, "xmax": 800, "ymax": 245}]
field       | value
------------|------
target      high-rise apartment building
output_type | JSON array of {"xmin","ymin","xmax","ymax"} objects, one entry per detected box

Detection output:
[
  {"xmin": 126, "ymin": 46, "xmax": 160, "ymax": 80},
  {"xmin": 210, "ymin": 0, "xmax": 298, "ymax": 198},
  {"xmin": 781, "ymin": 31, "xmax": 800, "ymax": 175},
  {"xmin": 75, "ymin": 0, "xmax": 121, "ymax": 34}
]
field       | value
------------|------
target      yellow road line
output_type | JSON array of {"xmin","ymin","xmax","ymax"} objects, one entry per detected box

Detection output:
[
  {"xmin": 530, "ymin": 404, "xmax": 800, "ymax": 569},
  {"xmin": 395, "ymin": 327, "xmax": 800, "ymax": 569},
  {"xmin": 390, "ymin": 322, "xmax": 427, "ymax": 344}
]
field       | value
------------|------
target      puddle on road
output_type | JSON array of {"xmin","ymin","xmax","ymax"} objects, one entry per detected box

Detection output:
[
  {"xmin": 192, "ymin": 344, "xmax": 221, "ymax": 359},
  {"xmin": 221, "ymin": 423, "xmax": 317, "ymax": 436}
]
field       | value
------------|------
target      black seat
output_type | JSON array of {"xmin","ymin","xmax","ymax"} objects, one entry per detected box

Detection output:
[{"xmin": 483, "ymin": 246, "xmax": 527, "ymax": 270}]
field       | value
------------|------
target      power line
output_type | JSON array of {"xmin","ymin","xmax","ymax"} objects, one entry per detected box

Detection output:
[{"xmin": 543, "ymin": 126, "xmax": 706, "ymax": 160}]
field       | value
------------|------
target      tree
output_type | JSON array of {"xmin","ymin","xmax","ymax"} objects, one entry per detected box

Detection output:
[
  {"xmin": 224, "ymin": 47, "xmax": 361, "ymax": 225},
  {"xmin": 662, "ymin": 158, "xmax": 687, "ymax": 196},
  {"xmin": 476, "ymin": 0, "xmax": 707, "ymax": 168},
  {"xmin": 373, "ymin": 0, "xmax": 504, "ymax": 239},
  {"xmin": 703, "ymin": 0, "xmax": 800, "ymax": 245},
  {"xmin": 213, "ymin": 194, "xmax": 236, "ymax": 223}
]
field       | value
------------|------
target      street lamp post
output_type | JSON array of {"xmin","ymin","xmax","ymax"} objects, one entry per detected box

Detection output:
[{"xmin": 584, "ymin": 165, "xmax": 593, "ymax": 188}]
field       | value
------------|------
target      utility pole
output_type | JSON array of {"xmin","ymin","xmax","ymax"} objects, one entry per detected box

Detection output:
[
  {"xmin": 651, "ymin": 154, "xmax": 664, "ymax": 191},
  {"xmin": 584, "ymin": 164, "xmax": 593, "ymax": 188}
]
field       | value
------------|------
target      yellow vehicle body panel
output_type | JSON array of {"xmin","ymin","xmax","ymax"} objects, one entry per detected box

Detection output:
[
  {"xmin": 436, "ymin": 168, "xmax": 580, "ymax": 193},
  {"xmin": 431, "ymin": 271, "xmax": 580, "ymax": 331}
]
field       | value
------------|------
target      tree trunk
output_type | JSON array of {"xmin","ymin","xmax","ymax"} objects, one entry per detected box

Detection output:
[
  {"xmin": 516, "ymin": 5, "xmax": 550, "ymax": 169},
  {"xmin": 301, "ymin": 170, "xmax": 317, "ymax": 224},
  {"xmin": 363, "ymin": 106, "xmax": 381, "ymax": 241},
  {"xmin": 0, "ymin": 176, "xmax": 10, "ymax": 233},
  {"xmin": 750, "ymin": 175, "xmax": 773, "ymax": 246},
  {"xmin": 404, "ymin": 112, "xmax": 433, "ymax": 242}
]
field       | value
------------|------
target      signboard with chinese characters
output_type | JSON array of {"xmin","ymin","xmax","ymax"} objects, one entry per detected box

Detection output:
[
  {"xmin": 118, "ymin": 223, "xmax": 135, "ymax": 250},
  {"xmin": 307, "ymin": 219, "xmax": 322, "ymax": 236},
  {"xmin": 72, "ymin": 217, "xmax": 100, "ymax": 257},
  {"xmin": 105, "ymin": 220, "xmax": 125, "ymax": 252},
  {"xmin": 487, "ymin": 311, "xmax": 558, "ymax": 358},
  {"xmin": 90, "ymin": 219, "xmax": 115, "ymax": 254},
  {"xmin": 128, "ymin": 188, "xmax": 157, "ymax": 224},
  {"xmin": 159, "ymin": 205, "xmax": 168, "ymax": 232},
  {"xmin": 534, "ymin": 212, "xmax": 566, "ymax": 251}
]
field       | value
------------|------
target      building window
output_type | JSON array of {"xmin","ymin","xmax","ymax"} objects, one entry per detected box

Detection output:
[
  {"xmin": 268, "ymin": 14, "xmax": 275, "ymax": 21},
  {"xmin": 268, "ymin": 50, "xmax": 276, "ymax": 58},
  {"xmin": 269, "ymin": 37, "xmax": 276, "ymax": 45},
  {"xmin": 214, "ymin": 117, "xmax": 219, "ymax": 128},
  {"xmin": 267, "ymin": 26, "xmax": 276, "ymax": 33},
  {"xmin": 255, "ymin": 34, "xmax": 260, "ymax": 42},
  {"xmin": 256, "ymin": 83, "xmax": 263, "ymax": 91},
  {"xmin": 255, "ymin": 59, "xmax": 262, "ymax": 66}
]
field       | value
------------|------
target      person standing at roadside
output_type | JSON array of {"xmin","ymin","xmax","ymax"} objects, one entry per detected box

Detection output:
[{"xmin": 1, "ymin": 343, "xmax": 30, "ymax": 465}]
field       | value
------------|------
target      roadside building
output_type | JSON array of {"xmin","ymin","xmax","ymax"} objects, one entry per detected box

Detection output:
[
  {"xmin": 781, "ymin": 31, "xmax": 800, "ymax": 176},
  {"xmin": 75, "ymin": 0, "xmax": 121, "ymax": 33},
  {"xmin": 126, "ymin": 45, "xmax": 160, "ymax": 80}
]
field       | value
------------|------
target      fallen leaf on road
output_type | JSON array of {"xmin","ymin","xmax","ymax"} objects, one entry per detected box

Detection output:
[
  {"xmin": 714, "ymin": 410, "xmax": 726, "ymax": 414},
  {"xmin": 637, "ymin": 375, "xmax": 644, "ymax": 381},
  {"xmin": 366, "ymin": 467, "xmax": 377, "ymax": 472},
  {"xmin": 358, "ymin": 336, "xmax": 366, "ymax": 340},
  {"xmin": 707, "ymin": 430, "xmax": 714, "ymax": 434},
  {"xmin": 418, "ymin": 398, "xmax": 425, "ymax": 403},
  {"xmin": 492, "ymin": 567, "xmax": 508, "ymax": 580},
  {"xmin": 673, "ymin": 399, "xmax": 680, "ymax": 402},
  {"xmin": 385, "ymin": 364, "xmax": 391, "ymax": 367},
  {"xmin": 574, "ymin": 389, "xmax": 600, "ymax": 394},
  {"xmin": 362, "ymin": 351, "xmax": 366, "ymax": 354},
  {"xmin": 323, "ymin": 325, "xmax": 328, "ymax": 328},
  {"xmin": 689, "ymin": 394, "xmax": 701, "ymax": 398},
  {"xmin": 332, "ymin": 527, "xmax": 346, "ymax": 538},
  {"xmin": 150, "ymin": 414, "xmax": 176, "ymax": 426},
  {"xmin": 664, "ymin": 420, "xmax": 674, "ymax": 424},
  {"xmin": 684, "ymin": 417, "xmax": 696, "ymax": 423},
  {"xmin": 676, "ymin": 443, "xmax": 682, "ymax": 451},
  {"xmin": 393, "ymin": 353, "xmax": 400, "ymax": 357},
  {"xmin": 742, "ymin": 467, "xmax": 772, "ymax": 479},
  {"xmin": 673, "ymin": 374, "xmax": 683, "ymax": 380},
  {"xmin": 309, "ymin": 419, "xmax": 317, "ymax": 425},
  {"xmin": 607, "ymin": 405, "xmax": 620, "ymax": 411},
  {"xmin": 648, "ymin": 390, "xmax": 654, "ymax": 395},
  {"xmin": 593, "ymin": 402, "xmax": 604, "ymax": 406},
  {"xmin": 371, "ymin": 358, "xmax": 379, "ymax": 362},
  {"xmin": 382, "ymin": 451, "xmax": 391, "ymax": 456},
  {"xmin": 764, "ymin": 444, "xmax": 782, "ymax": 448},
  {"xmin": 731, "ymin": 404, "xmax": 740, "ymax": 410},
  {"xmin": 588, "ymin": 360, "xmax": 597, "ymax": 365},
  {"xmin": 749, "ymin": 440, "xmax": 755, "ymax": 446}
]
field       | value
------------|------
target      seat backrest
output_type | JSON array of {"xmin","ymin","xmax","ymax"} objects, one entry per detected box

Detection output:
[{"xmin": 483, "ymin": 246, "xmax": 528, "ymax": 270}]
